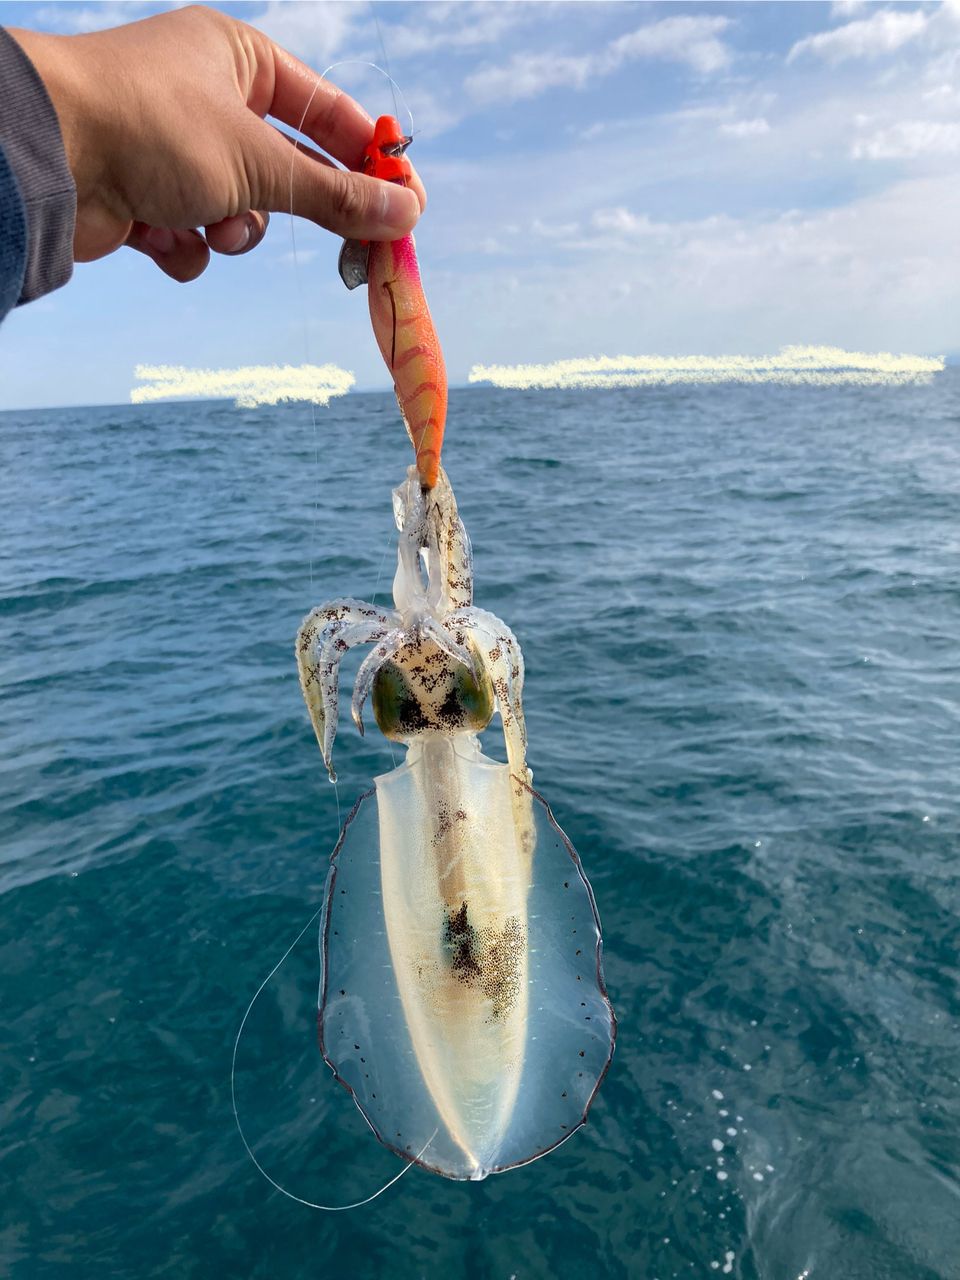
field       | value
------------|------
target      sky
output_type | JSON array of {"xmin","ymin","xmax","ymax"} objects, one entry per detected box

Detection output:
[{"xmin": 0, "ymin": 0, "xmax": 957, "ymax": 409}]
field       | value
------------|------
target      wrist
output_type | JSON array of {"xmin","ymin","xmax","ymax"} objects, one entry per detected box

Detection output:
[
  {"xmin": 0, "ymin": 26, "xmax": 77, "ymax": 299},
  {"xmin": 7, "ymin": 28, "xmax": 131, "ymax": 258},
  {"xmin": 7, "ymin": 29, "xmax": 103, "ymax": 201}
]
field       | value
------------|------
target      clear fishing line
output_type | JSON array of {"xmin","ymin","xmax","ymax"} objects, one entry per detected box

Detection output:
[{"xmin": 230, "ymin": 900, "xmax": 432, "ymax": 1210}]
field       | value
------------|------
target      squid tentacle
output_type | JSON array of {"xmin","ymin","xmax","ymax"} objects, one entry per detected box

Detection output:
[
  {"xmin": 442, "ymin": 601, "xmax": 537, "ymax": 855},
  {"xmin": 442, "ymin": 606, "xmax": 535, "ymax": 860},
  {"xmin": 419, "ymin": 616, "xmax": 479, "ymax": 680},
  {"xmin": 445, "ymin": 608, "xmax": 527, "ymax": 757},
  {"xmin": 296, "ymin": 600, "xmax": 393, "ymax": 780},
  {"xmin": 317, "ymin": 621, "xmax": 392, "ymax": 776},
  {"xmin": 472, "ymin": 614, "xmax": 534, "ymax": 861},
  {"xmin": 296, "ymin": 598, "xmax": 388, "ymax": 656},
  {"xmin": 425, "ymin": 470, "xmax": 473, "ymax": 613}
]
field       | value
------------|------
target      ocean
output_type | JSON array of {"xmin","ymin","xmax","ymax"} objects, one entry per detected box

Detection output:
[{"xmin": 1, "ymin": 377, "xmax": 958, "ymax": 1279}]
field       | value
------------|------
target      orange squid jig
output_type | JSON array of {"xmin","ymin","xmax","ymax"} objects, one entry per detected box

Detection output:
[{"xmin": 338, "ymin": 115, "xmax": 447, "ymax": 491}]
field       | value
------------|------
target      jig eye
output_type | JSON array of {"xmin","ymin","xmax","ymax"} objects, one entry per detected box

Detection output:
[{"xmin": 383, "ymin": 136, "xmax": 413, "ymax": 158}]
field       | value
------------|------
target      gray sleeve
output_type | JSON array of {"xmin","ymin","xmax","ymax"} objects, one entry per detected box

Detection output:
[
  {"xmin": 0, "ymin": 26, "xmax": 77, "ymax": 307},
  {"xmin": 0, "ymin": 133, "xmax": 27, "ymax": 321}
]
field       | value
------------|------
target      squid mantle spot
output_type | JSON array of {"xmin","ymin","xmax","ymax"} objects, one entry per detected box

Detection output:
[{"xmin": 442, "ymin": 901, "xmax": 526, "ymax": 1023}]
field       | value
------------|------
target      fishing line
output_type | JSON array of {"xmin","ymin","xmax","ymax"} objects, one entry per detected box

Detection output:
[
  {"xmin": 230, "ymin": 900, "xmax": 432, "ymax": 1209},
  {"xmin": 370, "ymin": 530, "xmax": 394, "ymax": 609},
  {"xmin": 372, "ymin": 5, "xmax": 401, "ymax": 129}
]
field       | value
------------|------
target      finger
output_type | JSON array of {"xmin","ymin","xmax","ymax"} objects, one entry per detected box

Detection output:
[
  {"xmin": 404, "ymin": 161, "xmax": 427, "ymax": 213},
  {"xmin": 244, "ymin": 31, "xmax": 426, "ymax": 210},
  {"xmin": 126, "ymin": 224, "xmax": 210, "ymax": 283},
  {"xmin": 205, "ymin": 210, "xmax": 270, "ymax": 256},
  {"xmin": 257, "ymin": 119, "xmax": 420, "ymax": 239},
  {"xmin": 272, "ymin": 126, "xmax": 425, "ymax": 212},
  {"xmin": 246, "ymin": 35, "xmax": 376, "ymax": 170}
]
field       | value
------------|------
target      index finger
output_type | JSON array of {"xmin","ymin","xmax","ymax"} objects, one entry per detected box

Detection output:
[
  {"xmin": 266, "ymin": 45, "xmax": 375, "ymax": 168},
  {"xmin": 247, "ymin": 32, "xmax": 426, "ymax": 209}
]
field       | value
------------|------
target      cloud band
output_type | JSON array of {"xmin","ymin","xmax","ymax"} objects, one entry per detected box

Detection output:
[
  {"xmin": 131, "ymin": 363, "xmax": 355, "ymax": 408},
  {"xmin": 468, "ymin": 345, "xmax": 944, "ymax": 390}
]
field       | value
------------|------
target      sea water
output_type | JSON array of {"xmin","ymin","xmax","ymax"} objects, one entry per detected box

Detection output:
[{"xmin": 1, "ymin": 377, "xmax": 958, "ymax": 1278}]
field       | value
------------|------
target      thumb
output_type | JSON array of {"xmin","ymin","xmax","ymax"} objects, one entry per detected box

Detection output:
[{"xmin": 253, "ymin": 119, "xmax": 421, "ymax": 240}]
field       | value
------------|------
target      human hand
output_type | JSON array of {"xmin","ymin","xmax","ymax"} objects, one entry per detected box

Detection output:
[{"xmin": 8, "ymin": 5, "xmax": 426, "ymax": 282}]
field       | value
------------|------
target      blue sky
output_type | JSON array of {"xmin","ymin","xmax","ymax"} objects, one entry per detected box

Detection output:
[{"xmin": 1, "ymin": 0, "xmax": 957, "ymax": 409}]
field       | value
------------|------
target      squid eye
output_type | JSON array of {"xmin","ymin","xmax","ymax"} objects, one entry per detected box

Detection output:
[
  {"xmin": 372, "ymin": 650, "xmax": 494, "ymax": 741},
  {"xmin": 372, "ymin": 661, "xmax": 431, "ymax": 739},
  {"xmin": 451, "ymin": 658, "xmax": 496, "ymax": 732}
]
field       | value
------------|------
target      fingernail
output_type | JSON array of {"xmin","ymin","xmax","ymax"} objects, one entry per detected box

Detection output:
[
  {"xmin": 224, "ymin": 219, "xmax": 252, "ymax": 254},
  {"xmin": 380, "ymin": 184, "xmax": 419, "ymax": 234},
  {"xmin": 142, "ymin": 226, "xmax": 175, "ymax": 255}
]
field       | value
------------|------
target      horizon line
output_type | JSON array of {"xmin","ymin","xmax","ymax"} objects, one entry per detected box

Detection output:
[{"xmin": 0, "ymin": 353, "xmax": 957, "ymax": 415}]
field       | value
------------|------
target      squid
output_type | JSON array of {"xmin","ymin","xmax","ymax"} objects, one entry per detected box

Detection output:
[{"xmin": 294, "ymin": 119, "xmax": 615, "ymax": 1182}]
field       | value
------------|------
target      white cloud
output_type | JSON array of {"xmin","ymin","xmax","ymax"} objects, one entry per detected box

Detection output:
[
  {"xmin": 395, "ymin": 86, "xmax": 462, "ymax": 139},
  {"xmin": 424, "ymin": 150, "xmax": 958, "ymax": 372},
  {"xmin": 31, "ymin": 0, "xmax": 362, "ymax": 63},
  {"xmin": 469, "ymin": 346, "xmax": 943, "ymax": 389},
  {"xmin": 922, "ymin": 83, "xmax": 960, "ymax": 104},
  {"xmin": 466, "ymin": 14, "xmax": 734, "ymax": 105},
  {"xmin": 720, "ymin": 117, "xmax": 771, "ymax": 138},
  {"xmin": 569, "ymin": 120, "xmax": 613, "ymax": 142},
  {"xmin": 788, "ymin": 9, "xmax": 928, "ymax": 64},
  {"xmin": 853, "ymin": 119, "xmax": 960, "ymax": 158},
  {"xmin": 531, "ymin": 217, "xmax": 581, "ymax": 239},
  {"xmin": 830, "ymin": 0, "xmax": 870, "ymax": 18},
  {"xmin": 609, "ymin": 15, "xmax": 733, "ymax": 75},
  {"xmin": 32, "ymin": 1, "xmax": 181, "ymax": 33},
  {"xmin": 130, "ymin": 362, "xmax": 354, "ymax": 408},
  {"xmin": 583, "ymin": 207, "xmax": 731, "ymax": 249},
  {"xmin": 591, "ymin": 208, "xmax": 671, "ymax": 237},
  {"xmin": 657, "ymin": 90, "xmax": 778, "ymax": 136},
  {"xmin": 466, "ymin": 51, "xmax": 594, "ymax": 104},
  {"xmin": 252, "ymin": 1, "xmax": 363, "ymax": 66},
  {"xmin": 379, "ymin": 1, "xmax": 531, "ymax": 57}
]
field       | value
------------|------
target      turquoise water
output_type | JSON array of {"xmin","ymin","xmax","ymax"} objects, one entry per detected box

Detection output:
[{"xmin": 1, "ymin": 379, "xmax": 958, "ymax": 1278}]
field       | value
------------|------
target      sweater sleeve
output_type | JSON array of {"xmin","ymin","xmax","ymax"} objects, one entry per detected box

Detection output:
[
  {"xmin": 0, "ymin": 130, "xmax": 27, "ymax": 321},
  {"xmin": 0, "ymin": 26, "xmax": 76, "ymax": 321}
]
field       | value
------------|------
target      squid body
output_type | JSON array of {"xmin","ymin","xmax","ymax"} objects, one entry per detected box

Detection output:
[{"xmin": 296, "ymin": 469, "xmax": 616, "ymax": 1180}]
